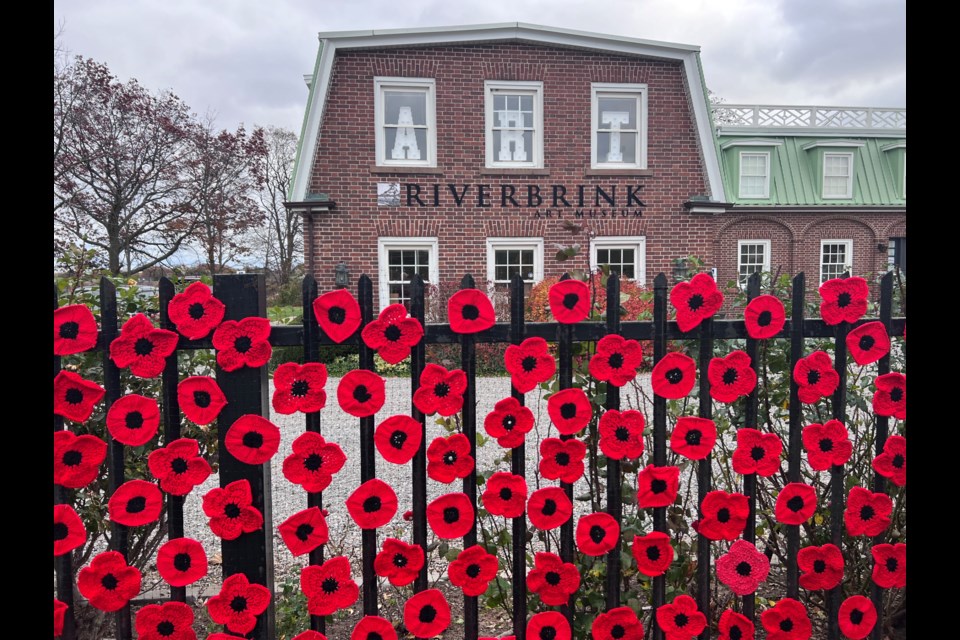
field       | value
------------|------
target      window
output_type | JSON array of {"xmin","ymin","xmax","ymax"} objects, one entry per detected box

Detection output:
[
  {"xmin": 590, "ymin": 236, "xmax": 646, "ymax": 283},
  {"xmin": 887, "ymin": 237, "xmax": 906, "ymax": 277},
  {"xmin": 591, "ymin": 83, "xmax": 648, "ymax": 169},
  {"xmin": 823, "ymin": 152, "xmax": 853, "ymax": 199},
  {"xmin": 377, "ymin": 238, "xmax": 439, "ymax": 310},
  {"xmin": 484, "ymin": 81, "xmax": 543, "ymax": 168},
  {"xmin": 374, "ymin": 77, "xmax": 436, "ymax": 167},
  {"xmin": 820, "ymin": 240, "xmax": 852, "ymax": 283},
  {"xmin": 486, "ymin": 238, "xmax": 544, "ymax": 294},
  {"xmin": 739, "ymin": 152, "xmax": 770, "ymax": 198},
  {"xmin": 737, "ymin": 240, "xmax": 771, "ymax": 288}
]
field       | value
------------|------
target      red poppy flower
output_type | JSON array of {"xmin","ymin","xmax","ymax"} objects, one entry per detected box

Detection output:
[
  {"xmin": 528, "ymin": 611, "xmax": 571, "ymax": 640},
  {"xmin": 76, "ymin": 550, "xmax": 142, "ymax": 612},
  {"xmin": 482, "ymin": 472, "xmax": 527, "ymax": 518},
  {"xmin": 802, "ymin": 419, "xmax": 852, "ymax": 471},
  {"xmin": 838, "ymin": 595, "xmax": 877, "ymax": 640},
  {"xmin": 375, "ymin": 415, "xmax": 422, "ymax": 464},
  {"xmin": 448, "ymin": 544, "xmax": 498, "ymax": 596},
  {"xmin": 427, "ymin": 492, "xmax": 474, "ymax": 539},
  {"xmin": 504, "ymin": 337, "xmax": 556, "ymax": 393},
  {"xmin": 656, "ymin": 594, "xmax": 707, "ymax": 640},
  {"xmin": 527, "ymin": 486, "xmax": 573, "ymax": 530},
  {"xmin": 207, "ymin": 634, "xmax": 245, "ymax": 640},
  {"xmin": 54, "ymin": 304, "xmax": 98, "ymax": 355},
  {"xmin": 548, "ymin": 279, "xmax": 591, "ymax": 324},
  {"xmin": 54, "ymin": 599, "xmax": 68, "ymax": 637},
  {"xmin": 212, "ymin": 317, "xmax": 272, "ymax": 372},
  {"xmin": 845, "ymin": 486, "xmax": 892, "ymax": 536},
  {"xmin": 352, "ymin": 616, "xmax": 398, "ymax": 640},
  {"xmin": 167, "ymin": 281, "xmax": 225, "ymax": 340},
  {"xmin": 374, "ymin": 537, "xmax": 424, "ymax": 587},
  {"xmin": 272, "ymin": 362, "xmax": 327, "ymax": 414},
  {"xmin": 202, "ymin": 479, "xmax": 263, "ymax": 540},
  {"xmin": 449, "ymin": 288, "xmax": 496, "ymax": 334},
  {"xmin": 637, "ymin": 465, "xmax": 680, "ymax": 508},
  {"xmin": 293, "ymin": 632, "xmax": 328, "ymax": 640},
  {"xmin": 632, "ymin": 531, "xmax": 674, "ymax": 576},
  {"xmin": 148, "ymin": 437, "xmax": 211, "ymax": 496},
  {"xmin": 527, "ymin": 551, "xmax": 581, "ymax": 606},
  {"xmin": 427, "ymin": 434, "xmax": 475, "ymax": 483},
  {"xmin": 669, "ymin": 416, "xmax": 717, "ymax": 460},
  {"xmin": 671, "ymin": 273, "xmax": 724, "ymax": 333},
  {"xmin": 576, "ymin": 512, "xmax": 619, "ymax": 556},
  {"xmin": 599, "ymin": 409, "xmax": 645, "ymax": 460},
  {"xmin": 592, "ymin": 606, "xmax": 643, "ymax": 640},
  {"xmin": 54, "ymin": 430, "xmax": 107, "ymax": 489},
  {"xmin": 484, "ymin": 397, "xmax": 535, "ymax": 449},
  {"xmin": 547, "ymin": 387, "xmax": 592, "ymax": 435},
  {"xmin": 589, "ymin": 334, "xmax": 643, "ymax": 387},
  {"xmin": 760, "ymin": 598, "xmax": 811, "ymax": 640},
  {"xmin": 871, "ymin": 543, "xmax": 906, "ymax": 588},
  {"xmin": 135, "ymin": 601, "xmax": 196, "ymax": 640},
  {"xmin": 774, "ymin": 483, "xmax": 817, "ymax": 526},
  {"xmin": 732, "ymin": 428, "xmax": 783, "ymax": 477},
  {"xmin": 718, "ymin": 609, "xmax": 755, "ymax": 640},
  {"xmin": 346, "ymin": 478, "xmax": 398, "ymax": 529},
  {"xmin": 414, "ymin": 364, "xmax": 466, "ymax": 416},
  {"xmin": 53, "ymin": 370, "xmax": 105, "ymax": 423},
  {"xmin": 224, "ymin": 414, "xmax": 281, "ymax": 465},
  {"xmin": 337, "ymin": 371, "xmax": 388, "ymax": 418},
  {"xmin": 302, "ymin": 556, "xmax": 359, "ymax": 616},
  {"xmin": 279, "ymin": 507, "xmax": 330, "ymax": 557},
  {"xmin": 743, "ymin": 294, "xmax": 785, "ymax": 340},
  {"xmin": 361, "ymin": 303, "xmax": 424, "ymax": 363},
  {"xmin": 282, "ymin": 432, "xmax": 347, "ymax": 493},
  {"xmin": 539, "ymin": 437, "xmax": 587, "ymax": 483},
  {"xmin": 109, "ymin": 313, "xmax": 179, "ymax": 378},
  {"xmin": 105, "ymin": 394, "xmax": 160, "ymax": 446},
  {"xmin": 873, "ymin": 372, "xmax": 906, "ymax": 419},
  {"xmin": 708, "ymin": 350, "xmax": 757, "ymax": 403},
  {"xmin": 207, "ymin": 572, "xmax": 271, "ymax": 635},
  {"xmin": 404, "ymin": 589, "xmax": 451, "ymax": 638},
  {"xmin": 313, "ymin": 288, "xmax": 362, "ymax": 343},
  {"xmin": 793, "ymin": 351, "xmax": 839, "ymax": 404},
  {"xmin": 872, "ymin": 435, "xmax": 906, "ymax": 486},
  {"xmin": 819, "ymin": 276, "xmax": 869, "ymax": 326},
  {"xmin": 177, "ymin": 376, "xmax": 227, "ymax": 425},
  {"xmin": 156, "ymin": 537, "xmax": 207, "ymax": 587},
  {"xmin": 54, "ymin": 503, "xmax": 86, "ymax": 556},
  {"xmin": 716, "ymin": 539, "xmax": 770, "ymax": 596},
  {"xmin": 846, "ymin": 321, "xmax": 891, "ymax": 366},
  {"xmin": 108, "ymin": 479, "xmax": 163, "ymax": 527},
  {"xmin": 699, "ymin": 490, "xmax": 749, "ymax": 540},
  {"xmin": 651, "ymin": 352, "xmax": 697, "ymax": 399},
  {"xmin": 797, "ymin": 543, "xmax": 844, "ymax": 590}
]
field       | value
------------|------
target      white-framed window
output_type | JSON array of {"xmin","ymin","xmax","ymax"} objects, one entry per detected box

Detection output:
[
  {"xmin": 590, "ymin": 236, "xmax": 647, "ymax": 283},
  {"xmin": 486, "ymin": 238, "xmax": 544, "ymax": 294},
  {"xmin": 820, "ymin": 240, "xmax": 853, "ymax": 283},
  {"xmin": 377, "ymin": 237, "xmax": 439, "ymax": 310},
  {"xmin": 484, "ymin": 81, "xmax": 543, "ymax": 169},
  {"xmin": 374, "ymin": 77, "xmax": 436, "ymax": 167},
  {"xmin": 887, "ymin": 237, "xmax": 906, "ymax": 277},
  {"xmin": 822, "ymin": 152, "xmax": 853, "ymax": 199},
  {"xmin": 590, "ymin": 83, "xmax": 648, "ymax": 169},
  {"xmin": 903, "ymin": 151, "xmax": 906, "ymax": 199},
  {"xmin": 737, "ymin": 240, "xmax": 771, "ymax": 288},
  {"xmin": 739, "ymin": 152, "xmax": 770, "ymax": 198}
]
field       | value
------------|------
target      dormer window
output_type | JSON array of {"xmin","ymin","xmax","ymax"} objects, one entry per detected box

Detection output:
[
  {"xmin": 738, "ymin": 152, "xmax": 770, "ymax": 198},
  {"xmin": 823, "ymin": 152, "xmax": 853, "ymax": 199}
]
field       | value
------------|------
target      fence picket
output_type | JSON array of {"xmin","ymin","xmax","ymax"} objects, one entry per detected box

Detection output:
[
  {"xmin": 786, "ymin": 273, "xmax": 806, "ymax": 599},
  {"xmin": 651, "ymin": 272, "xmax": 668, "ymax": 640},
  {"xmin": 509, "ymin": 273, "xmax": 528, "ymax": 640},
  {"xmin": 604, "ymin": 273, "xmax": 623, "ymax": 610},
  {"xmin": 556, "ymin": 273, "xmax": 576, "ymax": 627},
  {"xmin": 459, "ymin": 274, "xmax": 480, "ymax": 640},
  {"xmin": 357, "ymin": 275, "xmax": 379, "ymax": 616},
  {"xmin": 696, "ymin": 314, "xmax": 714, "ymax": 640},
  {"xmin": 742, "ymin": 272, "xmax": 762, "ymax": 623},
  {"xmin": 410, "ymin": 274, "xmax": 429, "ymax": 593}
]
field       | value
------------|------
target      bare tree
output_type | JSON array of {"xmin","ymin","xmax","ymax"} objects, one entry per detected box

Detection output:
[{"xmin": 254, "ymin": 126, "xmax": 301, "ymax": 287}]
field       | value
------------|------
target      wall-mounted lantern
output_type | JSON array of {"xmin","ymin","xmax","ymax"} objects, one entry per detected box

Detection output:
[{"xmin": 334, "ymin": 261, "xmax": 350, "ymax": 288}]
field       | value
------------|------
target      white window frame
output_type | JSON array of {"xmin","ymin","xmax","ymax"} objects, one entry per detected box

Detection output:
[
  {"xmin": 485, "ymin": 237, "xmax": 544, "ymax": 289},
  {"xmin": 590, "ymin": 83, "xmax": 648, "ymax": 170},
  {"xmin": 484, "ymin": 80, "xmax": 544, "ymax": 169},
  {"xmin": 822, "ymin": 152, "xmax": 854, "ymax": 199},
  {"xmin": 738, "ymin": 152, "xmax": 770, "ymax": 199},
  {"xmin": 374, "ymin": 77, "xmax": 437, "ymax": 168},
  {"xmin": 589, "ymin": 236, "xmax": 647, "ymax": 283},
  {"xmin": 736, "ymin": 240, "xmax": 771, "ymax": 289},
  {"xmin": 377, "ymin": 237, "xmax": 439, "ymax": 310},
  {"xmin": 819, "ymin": 239, "xmax": 853, "ymax": 284}
]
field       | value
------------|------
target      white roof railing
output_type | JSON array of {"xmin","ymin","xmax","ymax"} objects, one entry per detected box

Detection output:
[{"xmin": 714, "ymin": 105, "xmax": 906, "ymax": 136}]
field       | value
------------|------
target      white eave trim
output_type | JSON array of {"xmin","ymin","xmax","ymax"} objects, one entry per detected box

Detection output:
[
  {"xmin": 880, "ymin": 141, "xmax": 906, "ymax": 152},
  {"xmin": 800, "ymin": 139, "xmax": 867, "ymax": 151},
  {"xmin": 719, "ymin": 138, "xmax": 784, "ymax": 150}
]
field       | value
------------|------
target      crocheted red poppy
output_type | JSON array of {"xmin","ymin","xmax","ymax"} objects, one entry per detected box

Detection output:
[
  {"xmin": 793, "ymin": 351, "xmax": 839, "ymax": 404},
  {"xmin": 108, "ymin": 479, "xmax": 163, "ymax": 527},
  {"xmin": 293, "ymin": 632, "xmax": 328, "ymax": 640},
  {"xmin": 224, "ymin": 414, "xmax": 281, "ymax": 465},
  {"xmin": 539, "ymin": 437, "xmax": 587, "ymax": 483},
  {"xmin": 282, "ymin": 432, "xmax": 346, "ymax": 493},
  {"xmin": 177, "ymin": 376, "xmax": 227, "ymax": 425},
  {"xmin": 361, "ymin": 303, "xmax": 424, "ymax": 363},
  {"xmin": 716, "ymin": 539, "xmax": 770, "ymax": 596},
  {"xmin": 760, "ymin": 598, "xmax": 811, "ymax": 640},
  {"xmin": 774, "ymin": 483, "xmax": 817, "ymax": 525},
  {"xmin": 504, "ymin": 337, "xmax": 556, "ymax": 393},
  {"xmin": 632, "ymin": 531, "xmax": 673, "ymax": 576},
  {"xmin": 313, "ymin": 288, "xmax": 362, "ymax": 343},
  {"xmin": 547, "ymin": 387, "xmax": 592, "ymax": 435},
  {"xmin": 797, "ymin": 543, "xmax": 844, "ymax": 590},
  {"xmin": 873, "ymin": 372, "xmax": 906, "ymax": 419},
  {"xmin": 743, "ymin": 294, "xmax": 785, "ymax": 340},
  {"xmin": 549, "ymin": 279, "xmax": 590, "ymax": 324},
  {"xmin": 414, "ymin": 364, "xmax": 467, "ymax": 416},
  {"xmin": 76, "ymin": 550, "xmax": 142, "ymax": 612},
  {"xmin": 656, "ymin": 594, "xmax": 707, "ymax": 640},
  {"xmin": 54, "ymin": 599, "xmax": 68, "ymax": 637},
  {"xmin": 637, "ymin": 464, "xmax": 680, "ymax": 508},
  {"xmin": 374, "ymin": 415, "xmax": 422, "ymax": 464},
  {"xmin": 449, "ymin": 288, "xmax": 496, "ymax": 334},
  {"xmin": 147, "ymin": 438, "xmax": 211, "ymax": 496},
  {"xmin": 732, "ymin": 428, "xmax": 782, "ymax": 477},
  {"xmin": 207, "ymin": 572, "xmax": 271, "ymax": 635},
  {"xmin": 167, "ymin": 281, "xmax": 225, "ymax": 340},
  {"xmin": 404, "ymin": 589, "xmax": 451, "ymax": 638},
  {"xmin": 589, "ymin": 334, "xmax": 643, "ymax": 387},
  {"xmin": 651, "ymin": 352, "xmax": 697, "ymax": 399},
  {"xmin": 528, "ymin": 611, "xmax": 571, "ymax": 640},
  {"xmin": 374, "ymin": 537, "xmax": 424, "ymax": 587},
  {"xmin": 110, "ymin": 313, "xmax": 179, "ymax": 378},
  {"xmin": 718, "ymin": 609, "xmax": 755, "ymax": 640},
  {"xmin": 845, "ymin": 486, "xmax": 892, "ymax": 537},
  {"xmin": 576, "ymin": 512, "xmax": 620, "ymax": 556},
  {"xmin": 212, "ymin": 317, "xmax": 272, "ymax": 372},
  {"xmin": 54, "ymin": 304, "xmax": 98, "ymax": 355},
  {"xmin": 592, "ymin": 606, "xmax": 643, "ymax": 640},
  {"xmin": 483, "ymin": 397, "xmax": 534, "ymax": 449},
  {"xmin": 872, "ymin": 435, "xmax": 906, "ymax": 486},
  {"xmin": 106, "ymin": 394, "xmax": 160, "ymax": 446},
  {"xmin": 802, "ymin": 419, "xmax": 852, "ymax": 470},
  {"xmin": 819, "ymin": 276, "xmax": 869, "ymax": 326},
  {"xmin": 352, "ymin": 616, "xmax": 398, "ymax": 640},
  {"xmin": 279, "ymin": 507, "xmax": 330, "ymax": 557},
  {"xmin": 273, "ymin": 362, "xmax": 327, "ymax": 414},
  {"xmin": 427, "ymin": 493, "xmax": 474, "ymax": 539},
  {"xmin": 135, "ymin": 601, "xmax": 196, "ymax": 640},
  {"xmin": 448, "ymin": 544, "xmax": 498, "ymax": 596},
  {"xmin": 599, "ymin": 409, "xmax": 645, "ymax": 460},
  {"xmin": 527, "ymin": 486, "xmax": 573, "ymax": 531},
  {"xmin": 156, "ymin": 537, "xmax": 207, "ymax": 587},
  {"xmin": 846, "ymin": 321, "xmax": 890, "ymax": 366},
  {"xmin": 347, "ymin": 478, "xmax": 398, "ymax": 529},
  {"xmin": 708, "ymin": 350, "xmax": 757, "ymax": 403},
  {"xmin": 54, "ymin": 503, "xmax": 86, "ymax": 556},
  {"xmin": 527, "ymin": 551, "xmax": 581, "ymax": 606},
  {"xmin": 202, "ymin": 479, "xmax": 263, "ymax": 540},
  {"xmin": 427, "ymin": 434, "xmax": 475, "ymax": 484},
  {"xmin": 301, "ymin": 556, "xmax": 359, "ymax": 616},
  {"xmin": 838, "ymin": 595, "xmax": 877, "ymax": 640},
  {"xmin": 53, "ymin": 370, "xmax": 105, "ymax": 423},
  {"xmin": 482, "ymin": 472, "xmax": 527, "ymax": 518},
  {"xmin": 871, "ymin": 543, "xmax": 906, "ymax": 588},
  {"xmin": 54, "ymin": 430, "xmax": 107, "ymax": 489},
  {"xmin": 669, "ymin": 416, "xmax": 717, "ymax": 461},
  {"xmin": 699, "ymin": 490, "xmax": 749, "ymax": 541},
  {"xmin": 671, "ymin": 273, "xmax": 724, "ymax": 333}
]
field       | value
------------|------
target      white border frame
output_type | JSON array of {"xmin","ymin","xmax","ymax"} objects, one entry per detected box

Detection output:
[
  {"xmin": 485, "ymin": 237, "xmax": 545, "ymax": 288},
  {"xmin": 484, "ymin": 80, "xmax": 544, "ymax": 169},
  {"xmin": 736, "ymin": 239, "xmax": 771, "ymax": 289},
  {"xmin": 373, "ymin": 77, "xmax": 437, "ymax": 168},
  {"xmin": 590, "ymin": 83, "xmax": 648, "ymax": 170},
  {"xmin": 590, "ymin": 235, "xmax": 647, "ymax": 283},
  {"xmin": 377, "ymin": 237, "xmax": 439, "ymax": 310},
  {"xmin": 819, "ymin": 239, "xmax": 853, "ymax": 284},
  {"xmin": 738, "ymin": 151, "xmax": 770, "ymax": 199},
  {"xmin": 822, "ymin": 152, "xmax": 854, "ymax": 199}
]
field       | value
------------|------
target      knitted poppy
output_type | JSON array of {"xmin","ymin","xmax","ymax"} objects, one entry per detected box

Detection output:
[
  {"xmin": 637, "ymin": 465, "xmax": 680, "ymax": 508},
  {"xmin": 743, "ymin": 294, "xmax": 785, "ymax": 340},
  {"xmin": 76, "ymin": 550, "xmax": 142, "ymax": 612},
  {"xmin": 212, "ymin": 317, "xmax": 272, "ymax": 372},
  {"xmin": 105, "ymin": 394, "xmax": 160, "ymax": 446},
  {"xmin": 592, "ymin": 606, "xmax": 643, "ymax": 640},
  {"xmin": 207, "ymin": 572, "xmax": 271, "ymax": 635},
  {"xmin": 448, "ymin": 544, "xmax": 499, "ymax": 596},
  {"xmin": 427, "ymin": 434, "xmax": 475, "ymax": 484},
  {"xmin": 589, "ymin": 334, "xmax": 643, "ymax": 387},
  {"xmin": 699, "ymin": 490, "xmax": 749, "ymax": 541},
  {"xmin": 655, "ymin": 594, "xmax": 707, "ymax": 640},
  {"xmin": 110, "ymin": 313, "xmax": 179, "ymax": 378},
  {"xmin": 838, "ymin": 595, "xmax": 877, "ymax": 640},
  {"xmin": 148, "ymin": 438, "xmax": 212, "ymax": 496},
  {"xmin": 632, "ymin": 531, "xmax": 674, "ymax": 576},
  {"xmin": 548, "ymin": 279, "xmax": 590, "ymax": 324},
  {"xmin": 272, "ymin": 362, "xmax": 328, "ymax": 414},
  {"xmin": 793, "ymin": 351, "xmax": 839, "ymax": 404},
  {"xmin": 527, "ymin": 486, "xmax": 573, "ymax": 530},
  {"xmin": 54, "ymin": 430, "xmax": 107, "ymax": 489},
  {"xmin": 708, "ymin": 350, "xmax": 757, "ymax": 403},
  {"xmin": 718, "ymin": 609, "xmax": 755, "ymax": 640},
  {"xmin": 546, "ymin": 387, "xmax": 592, "ymax": 435},
  {"xmin": 872, "ymin": 372, "xmax": 906, "ymax": 419},
  {"xmin": 177, "ymin": 376, "xmax": 227, "ymax": 425},
  {"xmin": 202, "ymin": 479, "xmax": 263, "ymax": 540},
  {"xmin": 374, "ymin": 537, "xmax": 424, "ymax": 587},
  {"xmin": 802, "ymin": 419, "xmax": 853, "ymax": 471},
  {"xmin": 527, "ymin": 551, "xmax": 581, "ymax": 606},
  {"xmin": 156, "ymin": 537, "xmax": 207, "ymax": 587},
  {"xmin": 346, "ymin": 478, "xmax": 398, "ymax": 529},
  {"xmin": 54, "ymin": 599, "xmax": 68, "ymax": 637},
  {"xmin": 167, "ymin": 281, "xmax": 225, "ymax": 340},
  {"xmin": 716, "ymin": 540, "xmax": 770, "ymax": 596},
  {"xmin": 135, "ymin": 601, "xmax": 196, "ymax": 640},
  {"xmin": 671, "ymin": 273, "xmax": 724, "ymax": 333},
  {"xmin": 651, "ymin": 352, "xmax": 697, "ymax": 399},
  {"xmin": 313, "ymin": 288, "xmax": 362, "ymax": 343},
  {"xmin": 282, "ymin": 431, "xmax": 347, "ymax": 493},
  {"xmin": 732, "ymin": 428, "xmax": 783, "ymax": 477},
  {"xmin": 53, "ymin": 503, "xmax": 86, "ymax": 556},
  {"xmin": 224, "ymin": 414, "xmax": 281, "ymax": 465},
  {"xmin": 528, "ymin": 611, "xmax": 571, "ymax": 640},
  {"xmin": 598, "ymin": 409, "xmax": 645, "ymax": 460},
  {"xmin": 669, "ymin": 416, "xmax": 717, "ymax": 460},
  {"xmin": 206, "ymin": 634, "xmax": 245, "ymax": 640},
  {"xmin": 301, "ymin": 556, "xmax": 359, "ymax": 616},
  {"xmin": 760, "ymin": 598, "xmax": 811, "ymax": 640},
  {"xmin": 279, "ymin": 507, "xmax": 330, "ymax": 557},
  {"xmin": 504, "ymin": 337, "xmax": 556, "ymax": 393},
  {"xmin": 108, "ymin": 479, "xmax": 163, "ymax": 527},
  {"xmin": 449, "ymin": 288, "xmax": 496, "ymax": 334},
  {"xmin": 427, "ymin": 492, "xmax": 474, "ymax": 539},
  {"xmin": 872, "ymin": 435, "xmax": 906, "ymax": 486},
  {"xmin": 846, "ymin": 321, "xmax": 891, "ymax": 366},
  {"xmin": 54, "ymin": 304, "xmax": 98, "ymax": 355},
  {"xmin": 361, "ymin": 303, "xmax": 424, "ymax": 363},
  {"xmin": 482, "ymin": 472, "xmax": 527, "ymax": 518},
  {"xmin": 774, "ymin": 483, "xmax": 817, "ymax": 525},
  {"xmin": 844, "ymin": 486, "xmax": 892, "ymax": 537},
  {"xmin": 484, "ymin": 397, "xmax": 535, "ymax": 449},
  {"xmin": 404, "ymin": 589, "xmax": 451, "ymax": 638},
  {"xmin": 539, "ymin": 437, "xmax": 587, "ymax": 483},
  {"xmin": 413, "ymin": 364, "xmax": 466, "ymax": 416},
  {"xmin": 293, "ymin": 632, "xmax": 328, "ymax": 640},
  {"xmin": 819, "ymin": 276, "xmax": 869, "ymax": 326},
  {"xmin": 871, "ymin": 543, "xmax": 906, "ymax": 588},
  {"xmin": 576, "ymin": 512, "xmax": 620, "ymax": 556},
  {"xmin": 337, "ymin": 370, "xmax": 387, "ymax": 417},
  {"xmin": 53, "ymin": 370, "xmax": 105, "ymax": 423},
  {"xmin": 797, "ymin": 543, "xmax": 844, "ymax": 590},
  {"xmin": 374, "ymin": 415, "xmax": 422, "ymax": 464},
  {"xmin": 352, "ymin": 616, "xmax": 398, "ymax": 640}
]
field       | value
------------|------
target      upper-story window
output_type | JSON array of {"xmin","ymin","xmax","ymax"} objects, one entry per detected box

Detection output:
[
  {"xmin": 739, "ymin": 152, "xmax": 770, "ymax": 198},
  {"xmin": 484, "ymin": 81, "xmax": 543, "ymax": 169},
  {"xmin": 591, "ymin": 83, "xmax": 648, "ymax": 169},
  {"xmin": 822, "ymin": 152, "xmax": 853, "ymax": 199},
  {"xmin": 374, "ymin": 77, "xmax": 436, "ymax": 167}
]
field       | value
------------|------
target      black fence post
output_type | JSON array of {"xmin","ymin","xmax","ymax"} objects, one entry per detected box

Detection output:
[
  {"xmin": 410, "ymin": 275, "xmax": 429, "ymax": 592},
  {"xmin": 786, "ymin": 273, "xmax": 805, "ymax": 599},
  {"xmin": 357, "ymin": 275, "xmax": 379, "ymax": 616},
  {"xmin": 651, "ymin": 273, "xmax": 668, "ymax": 640},
  {"xmin": 556, "ymin": 273, "xmax": 576, "ymax": 628},
  {"xmin": 742, "ymin": 272, "xmax": 761, "ymax": 623},
  {"xmin": 509, "ymin": 273, "xmax": 528, "ymax": 640},
  {"xmin": 604, "ymin": 273, "xmax": 622, "ymax": 610},
  {"xmin": 459, "ymin": 274, "xmax": 480, "ymax": 640},
  {"xmin": 696, "ymin": 311, "xmax": 713, "ymax": 640}
]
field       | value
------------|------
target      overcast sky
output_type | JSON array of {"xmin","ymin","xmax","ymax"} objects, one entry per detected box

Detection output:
[{"xmin": 54, "ymin": 0, "xmax": 905, "ymax": 135}]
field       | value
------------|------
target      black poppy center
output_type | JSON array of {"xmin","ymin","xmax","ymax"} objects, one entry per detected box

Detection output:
[
  {"xmin": 54, "ymin": 522, "xmax": 69, "ymax": 541},
  {"xmin": 369, "ymin": 634, "xmax": 383, "ymax": 640},
  {"xmin": 751, "ymin": 446, "xmax": 765, "ymax": 461},
  {"xmin": 443, "ymin": 451, "xmax": 458, "ymax": 465},
  {"xmin": 419, "ymin": 605, "xmax": 437, "ymax": 623},
  {"xmin": 126, "ymin": 496, "xmax": 147, "ymax": 514},
  {"xmin": 540, "ymin": 628, "xmax": 557, "ymax": 640},
  {"xmin": 651, "ymin": 479, "xmax": 667, "ymax": 494},
  {"xmin": 242, "ymin": 431, "xmax": 264, "ymax": 449},
  {"xmin": 850, "ymin": 609, "xmax": 865, "ymax": 625},
  {"xmin": 675, "ymin": 613, "xmax": 689, "ymax": 627},
  {"xmin": 193, "ymin": 391, "xmax": 211, "ymax": 408},
  {"xmin": 522, "ymin": 355, "xmax": 538, "ymax": 372},
  {"xmin": 615, "ymin": 426, "xmax": 630, "ymax": 442},
  {"xmin": 685, "ymin": 430, "xmax": 702, "ymax": 445},
  {"xmin": 787, "ymin": 496, "xmax": 805, "ymax": 512},
  {"xmin": 542, "ymin": 499, "xmax": 557, "ymax": 516},
  {"xmin": 589, "ymin": 525, "xmax": 606, "ymax": 543},
  {"xmin": 729, "ymin": 627, "xmax": 743, "ymax": 640},
  {"xmin": 125, "ymin": 411, "xmax": 144, "ymax": 430},
  {"xmin": 560, "ymin": 402, "xmax": 577, "ymax": 420},
  {"xmin": 813, "ymin": 559, "xmax": 826, "ymax": 573},
  {"xmin": 328, "ymin": 306, "xmax": 346, "ymax": 325},
  {"xmin": 889, "ymin": 387, "xmax": 903, "ymax": 402},
  {"xmin": 545, "ymin": 571, "xmax": 561, "ymax": 586},
  {"xmin": 101, "ymin": 573, "xmax": 118, "ymax": 590},
  {"xmin": 363, "ymin": 496, "xmax": 382, "ymax": 513},
  {"xmin": 353, "ymin": 385, "xmax": 372, "ymax": 403},
  {"xmin": 188, "ymin": 302, "xmax": 206, "ymax": 320},
  {"xmin": 717, "ymin": 508, "xmax": 731, "ymax": 523},
  {"xmin": 157, "ymin": 620, "xmax": 175, "ymax": 637},
  {"xmin": 65, "ymin": 388, "xmax": 84, "ymax": 405},
  {"xmin": 886, "ymin": 557, "xmax": 898, "ymax": 572},
  {"xmin": 757, "ymin": 310, "xmax": 772, "ymax": 327},
  {"xmin": 233, "ymin": 336, "xmax": 252, "ymax": 353},
  {"xmin": 611, "ymin": 625, "xmax": 626, "ymax": 639},
  {"xmin": 60, "ymin": 321, "xmax": 80, "ymax": 339},
  {"xmin": 665, "ymin": 368, "xmax": 684, "ymax": 384},
  {"xmin": 860, "ymin": 505, "xmax": 875, "ymax": 521},
  {"xmin": 502, "ymin": 415, "xmax": 516, "ymax": 430},
  {"xmin": 555, "ymin": 452, "xmax": 570, "ymax": 466},
  {"xmin": 466, "ymin": 563, "xmax": 481, "ymax": 578},
  {"xmin": 608, "ymin": 353, "xmax": 625, "ymax": 369},
  {"xmin": 291, "ymin": 380, "xmax": 310, "ymax": 397},
  {"xmin": 646, "ymin": 545, "xmax": 660, "ymax": 561},
  {"xmin": 390, "ymin": 431, "xmax": 408, "ymax": 449},
  {"xmin": 443, "ymin": 507, "xmax": 460, "ymax": 523},
  {"xmin": 735, "ymin": 561, "xmax": 752, "ymax": 576},
  {"xmin": 859, "ymin": 335, "xmax": 876, "ymax": 351},
  {"xmin": 499, "ymin": 487, "xmax": 513, "ymax": 501},
  {"xmin": 780, "ymin": 620, "xmax": 793, "ymax": 632},
  {"xmin": 62, "ymin": 450, "xmax": 83, "ymax": 467},
  {"xmin": 562, "ymin": 293, "xmax": 579, "ymax": 310},
  {"xmin": 461, "ymin": 304, "xmax": 480, "ymax": 321},
  {"xmin": 322, "ymin": 578, "xmax": 339, "ymax": 594},
  {"xmin": 722, "ymin": 368, "xmax": 738, "ymax": 385},
  {"xmin": 224, "ymin": 503, "xmax": 241, "ymax": 518},
  {"xmin": 171, "ymin": 457, "xmax": 188, "ymax": 474},
  {"xmin": 296, "ymin": 524, "xmax": 314, "ymax": 541},
  {"xmin": 807, "ymin": 370, "xmax": 820, "ymax": 385},
  {"xmin": 434, "ymin": 383, "xmax": 450, "ymax": 398},
  {"xmin": 892, "ymin": 454, "xmax": 904, "ymax": 468},
  {"xmin": 819, "ymin": 438, "xmax": 833, "ymax": 452},
  {"xmin": 384, "ymin": 325, "xmax": 402, "ymax": 342},
  {"xmin": 393, "ymin": 553, "xmax": 408, "ymax": 568},
  {"xmin": 134, "ymin": 337, "xmax": 154, "ymax": 356},
  {"xmin": 837, "ymin": 292, "xmax": 852, "ymax": 308},
  {"xmin": 173, "ymin": 553, "xmax": 192, "ymax": 571}
]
